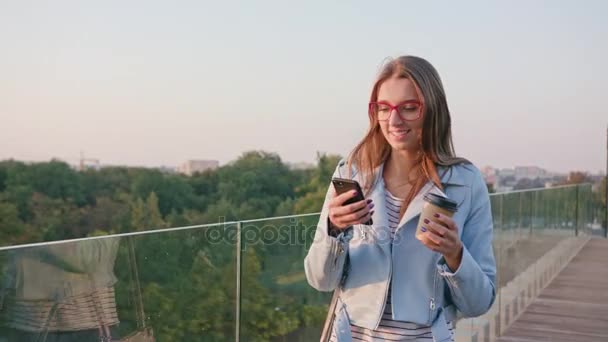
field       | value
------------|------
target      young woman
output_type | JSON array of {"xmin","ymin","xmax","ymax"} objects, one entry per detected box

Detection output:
[{"xmin": 305, "ymin": 56, "xmax": 496, "ymax": 341}]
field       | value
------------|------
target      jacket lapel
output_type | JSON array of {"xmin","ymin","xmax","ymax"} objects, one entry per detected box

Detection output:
[
  {"xmin": 352, "ymin": 161, "xmax": 466, "ymax": 237},
  {"xmin": 437, "ymin": 165, "xmax": 467, "ymax": 187},
  {"xmin": 368, "ymin": 177, "xmax": 392, "ymax": 241},
  {"xmin": 396, "ymin": 181, "xmax": 447, "ymax": 229},
  {"xmin": 396, "ymin": 164, "xmax": 467, "ymax": 229},
  {"xmin": 364, "ymin": 162, "xmax": 392, "ymax": 241}
]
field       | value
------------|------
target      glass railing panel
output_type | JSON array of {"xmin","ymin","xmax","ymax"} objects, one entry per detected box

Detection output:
[
  {"xmin": 0, "ymin": 223, "xmax": 239, "ymax": 341},
  {"xmin": 239, "ymin": 214, "xmax": 327, "ymax": 341}
]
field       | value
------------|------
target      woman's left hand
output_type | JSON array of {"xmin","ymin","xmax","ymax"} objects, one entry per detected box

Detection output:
[{"xmin": 418, "ymin": 213, "xmax": 463, "ymax": 272}]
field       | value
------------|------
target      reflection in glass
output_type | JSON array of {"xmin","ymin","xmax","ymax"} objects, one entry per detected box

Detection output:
[{"xmin": 0, "ymin": 238, "xmax": 122, "ymax": 341}]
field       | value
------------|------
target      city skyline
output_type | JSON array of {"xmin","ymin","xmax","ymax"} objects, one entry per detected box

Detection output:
[
  {"xmin": 3, "ymin": 154, "xmax": 604, "ymax": 178},
  {"xmin": 1, "ymin": 1, "xmax": 607, "ymax": 174}
]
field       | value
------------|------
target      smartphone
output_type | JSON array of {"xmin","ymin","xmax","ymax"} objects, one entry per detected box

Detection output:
[{"xmin": 331, "ymin": 177, "xmax": 373, "ymax": 225}]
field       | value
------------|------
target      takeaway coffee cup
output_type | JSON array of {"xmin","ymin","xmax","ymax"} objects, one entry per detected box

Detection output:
[{"xmin": 415, "ymin": 193, "xmax": 458, "ymax": 240}]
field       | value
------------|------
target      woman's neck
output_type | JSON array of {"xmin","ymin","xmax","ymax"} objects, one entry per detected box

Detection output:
[{"xmin": 384, "ymin": 149, "xmax": 419, "ymax": 185}]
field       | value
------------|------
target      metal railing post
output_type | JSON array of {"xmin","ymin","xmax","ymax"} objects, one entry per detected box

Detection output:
[
  {"xmin": 518, "ymin": 192, "xmax": 523, "ymax": 239},
  {"xmin": 531, "ymin": 191, "xmax": 538, "ymax": 236},
  {"xmin": 575, "ymin": 185, "xmax": 579, "ymax": 237},
  {"xmin": 500, "ymin": 195, "xmax": 506, "ymax": 245},
  {"xmin": 605, "ymin": 178, "xmax": 608, "ymax": 236},
  {"xmin": 604, "ymin": 175, "xmax": 608, "ymax": 238},
  {"xmin": 235, "ymin": 221, "xmax": 243, "ymax": 341}
]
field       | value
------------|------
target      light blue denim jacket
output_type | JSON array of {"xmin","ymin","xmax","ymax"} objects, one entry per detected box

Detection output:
[{"xmin": 304, "ymin": 160, "xmax": 496, "ymax": 341}]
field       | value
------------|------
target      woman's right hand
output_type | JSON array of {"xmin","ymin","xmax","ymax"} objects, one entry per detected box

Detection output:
[{"xmin": 328, "ymin": 190, "xmax": 375, "ymax": 229}]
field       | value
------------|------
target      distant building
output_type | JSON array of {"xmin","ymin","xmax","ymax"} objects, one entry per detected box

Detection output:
[
  {"xmin": 157, "ymin": 166, "xmax": 177, "ymax": 174},
  {"xmin": 492, "ymin": 168, "xmax": 514, "ymax": 192},
  {"xmin": 514, "ymin": 166, "xmax": 547, "ymax": 180},
  {"xmin": 78, "ymin": 152, "xmax": 100, "ymax": 171},
  {"xmin": 177, "ymin": 160, "xmax": 219, "ymax": 176},
  {"xmin": 499, "ymin": 168, "xmax": 515, "ymax": 178},
  {"xmin": 286, "ymin": 161, "xmax": 315, "ymax": 170},
  {"xmin": 473, "ymin": 164, "xmax": 600, "ymax": 193}
]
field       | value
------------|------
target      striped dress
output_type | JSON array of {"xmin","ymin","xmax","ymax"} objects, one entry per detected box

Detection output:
[
  {"xmin": 2, "ymin": 287, "xmax": 119, "ymax": 333},
  {"xmin": 330, "ymin": 187, "xmax": 454, "ymax": 341}
]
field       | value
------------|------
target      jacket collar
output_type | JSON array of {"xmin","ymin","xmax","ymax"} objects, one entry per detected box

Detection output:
[
  {"xmin": 355, "ymin": 161, "xmax": 468, "ymax": 186},
  {"xmin": 437, "ymin": 165, "xmax": 467, "ymax": 186},
  {"xmin": 397, "ymin": 181, "xmax": 446, "ymax": 228},
  {"xmin": 367, "ymin": 161, "xmax": 467, "ymax": 233}
]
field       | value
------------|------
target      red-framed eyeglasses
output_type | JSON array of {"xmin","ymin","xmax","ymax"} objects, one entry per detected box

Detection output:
[{"xmin": 369, "ymin": 100, "xmax": 422, "ymax": 121}]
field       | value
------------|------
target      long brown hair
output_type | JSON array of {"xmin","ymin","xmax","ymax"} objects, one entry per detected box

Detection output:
[{"xmin": 347, "ymin": 55, "xmax": 469, "ymax": 218}]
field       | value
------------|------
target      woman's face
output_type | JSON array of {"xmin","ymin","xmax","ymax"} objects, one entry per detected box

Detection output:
[{"xmin": 376, "ymin": 77, "xmax": 424, "ymax": 152}]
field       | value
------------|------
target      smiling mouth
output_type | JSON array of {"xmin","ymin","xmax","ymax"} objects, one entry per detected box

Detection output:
[{"xmin": 389, "ymin": 129, "xmax": 412, "ymax": 138}]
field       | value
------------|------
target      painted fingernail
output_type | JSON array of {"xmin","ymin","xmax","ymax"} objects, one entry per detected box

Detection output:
[
  {"xmin": 369, "ymin": 203, "xmax": 375, "ymax": 209},
  {"xmin": 423, "ymin": 218, "xmax": 429, "ymax": 224},
  {"xmin": 421, "ymin": 227, "xmax": 427, "ymax": 232},
  {"xmin": 370, "ymin": 210, "xmax": 375, "ymax": 216},
  {"xmin": 366, "ymin": 199, "xmax": 372, "ymax": 204},
  {"xmin": 434, "ymin": 213, "xmax": 440, "ymax": 218}
]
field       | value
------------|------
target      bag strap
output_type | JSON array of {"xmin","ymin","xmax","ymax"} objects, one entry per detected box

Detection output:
[
  {"xmin": 320, "ymin": 254, "xmax": 349, "ymax": 342},
  {"xmin": 320, "ymin": 288, "xmax": 340, "ymax": 342}
]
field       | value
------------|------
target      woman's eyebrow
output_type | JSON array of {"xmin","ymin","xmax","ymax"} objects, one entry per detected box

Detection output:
[{"xmin": 376, "ymin": 98, "xmax": 420, "ymax": 104}]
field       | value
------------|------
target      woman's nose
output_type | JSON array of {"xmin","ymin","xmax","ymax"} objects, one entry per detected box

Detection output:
[{"xmin": 389, "ymin": 108, "xmax": 403, "ymax": 124}]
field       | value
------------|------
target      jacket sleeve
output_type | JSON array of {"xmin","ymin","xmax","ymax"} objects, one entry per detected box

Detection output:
[
  {"xmin": 436, "ymin": 167, "xmax": 497, "ymax": 317},
  {"xmin": 304, "ymin": 161, "xmax": 352, "ymax": 292}
]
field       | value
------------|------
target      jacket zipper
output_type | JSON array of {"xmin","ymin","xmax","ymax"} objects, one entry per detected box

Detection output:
[
  {"xmin": 374, "ymin": 261, "xmax": 392, "ymax": 329},
  {"xmin": 428, "ymin": 268, "xmax": 438, "ymax": 324},
  {"xmin": 374, "ymin": 241, "xmax": 393, "ymax": 329}
]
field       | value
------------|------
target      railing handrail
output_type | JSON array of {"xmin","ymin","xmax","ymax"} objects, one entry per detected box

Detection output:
[
  {"xmin": 0, "ymin": 183, "xmax": 595, "ymax": 252},
  {"xmin": 0, "ymin": 212, "xmax": 321, "ymax": 252},
  {"xmin": 492, "ymin": 182, "xmax": 592, "ymax": 195}
]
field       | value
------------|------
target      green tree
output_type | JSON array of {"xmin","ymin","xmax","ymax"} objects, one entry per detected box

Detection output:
[
  {"xmin": 200, "ymin": 198, "xmax": 240, "ymax": 223},
  {"xmin": 0, "ymin": 202, "xmax": 29, "ymax": 246},
  {"xmin": 223, "ymin": 152, "xmax": 292, "ymax": 199},
  {"xmin": 81, "ymin": 196, "xmax": 131, "ymax": 233},
  {"xmin": 293, "ymin": 153, "xmax": 342, "ymax": 214},
  {"xmin": 129, "ymin": 192, "xmax": 166, "ymax": 231},
  {"xmin": 1, "ymin": 184, "xmax": 33, "ymax": 220},
  {"xmin": 189, "ymin": 169, "xmax": 220, "ymax": 213},
  {"xmin": 13, "ymin": 160, "xmax": 84, "ymax": 204},
  {"xmin": 0, "ymin": 164, "xmax": 7, "ymax": 192},
  {"xmin": 132, "ymin": 171, "xmax": 196, "ymax": 217},
  {"xmin": 29, "ymin": 193, "xmax": 83, "ymax": 241},
  {"xmin": 559, "ymin": 171, "xmax": 593, "ymax": 185},
  {"xmin": 79, "ymin": 167, "xmax": 134, "ymax": 205}
]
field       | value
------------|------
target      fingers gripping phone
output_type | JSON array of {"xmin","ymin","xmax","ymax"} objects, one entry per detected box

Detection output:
[{"xmin": 331, "ymin": 177, "xmax": 373, "ymax": 225}]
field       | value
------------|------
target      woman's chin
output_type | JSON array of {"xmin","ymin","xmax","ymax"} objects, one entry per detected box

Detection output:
[{"xmin": 388, "ymin": 140, "xmax": 416, "ymax": 152}]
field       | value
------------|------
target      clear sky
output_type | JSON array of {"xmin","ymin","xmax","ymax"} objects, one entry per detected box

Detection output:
[{"xmin": 1, "ymin": 0, "xmax": 607, "ymax": 173}]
